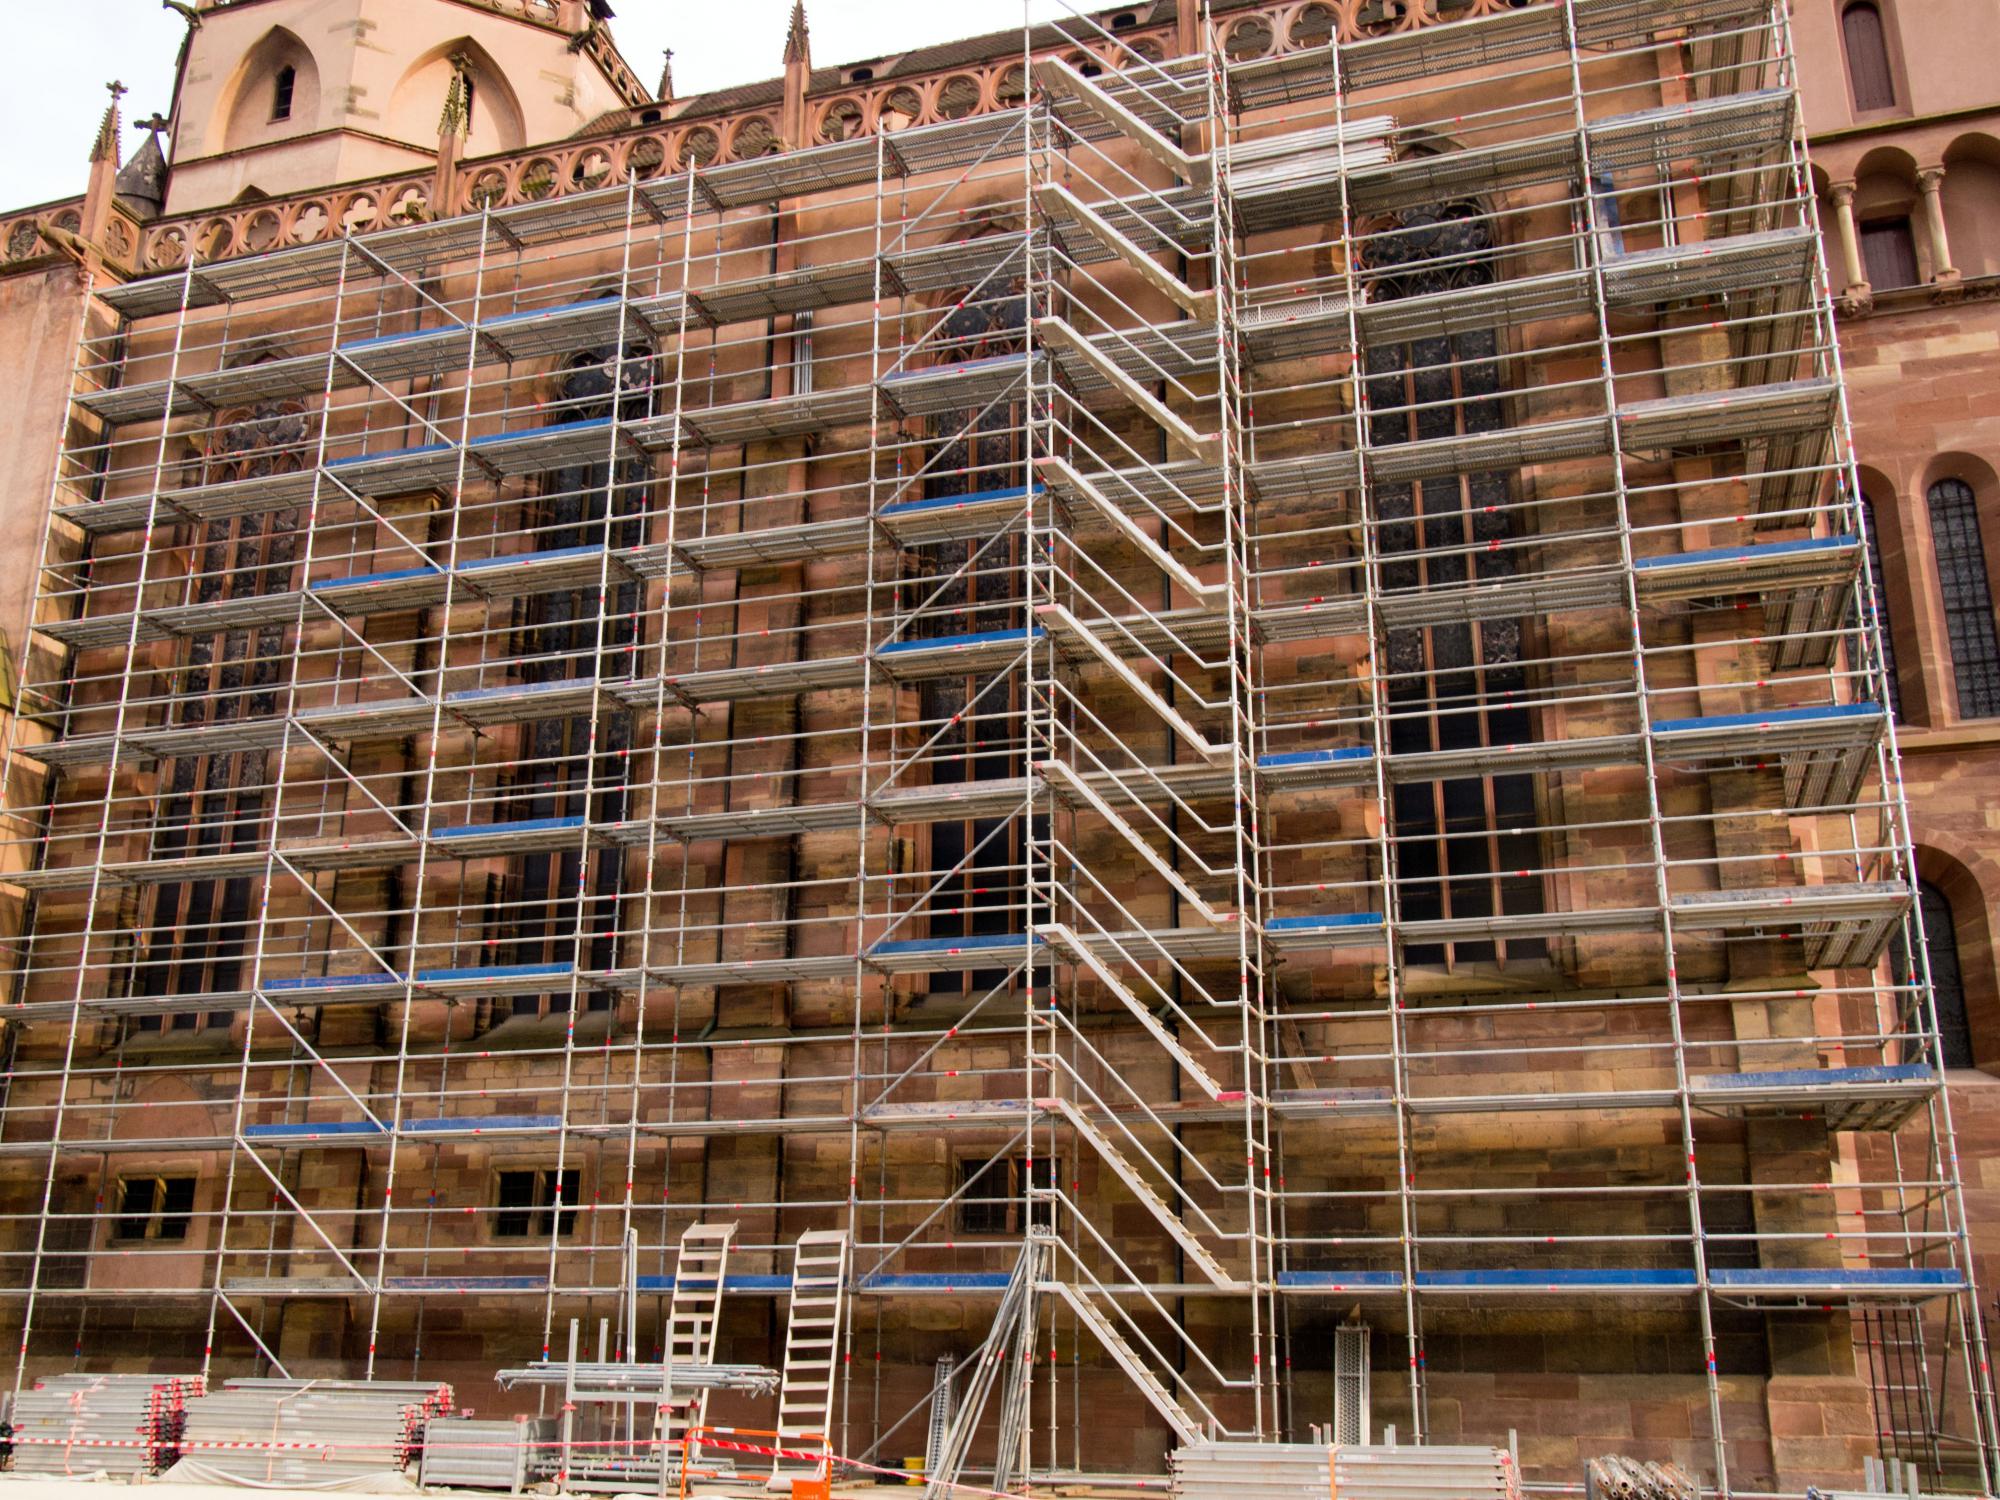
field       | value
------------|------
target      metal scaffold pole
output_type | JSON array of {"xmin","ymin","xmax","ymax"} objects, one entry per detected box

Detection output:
[{"xmin": 0, "ymin": 0, "xmax": 1988, "ymax": 1484}]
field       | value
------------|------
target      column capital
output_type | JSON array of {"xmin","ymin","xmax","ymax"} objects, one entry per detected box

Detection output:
[
  {"xmin": 1830, "ymin": 179, "xmax": 1858, "ymax": 204},
  {"xmin": 1917, "ymin": 163, "xmax": 1948, "ymax": 190}
]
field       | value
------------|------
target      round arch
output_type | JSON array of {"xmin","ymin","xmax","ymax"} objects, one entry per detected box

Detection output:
[
  {"xmin": 1919, "ymin": 450, "xmax": 2000, "ymax": 501},
  {"xmin": 1941, "ymin": 134, "xmax": 2000, "ymax": 279},
  {"xmin": 1914, "ymin": 453, "xmax": 2000, "ymax": 724},
  {"xmin": 1913, "ymin": 838, "xmax": 2000, "ymax": 1071}
]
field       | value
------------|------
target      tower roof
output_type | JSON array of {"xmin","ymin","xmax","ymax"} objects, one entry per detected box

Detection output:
[{"xmin": 115, "ymin": 120, "xmax": 170, "ymax": 218}]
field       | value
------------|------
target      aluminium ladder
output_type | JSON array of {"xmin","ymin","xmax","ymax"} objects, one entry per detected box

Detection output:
[
  {"xmin": 769, "ymin": 1229, "xmax": 850, "ymax": 1487},
  {"xmin": 656, "ymin": 1222, "xmax": 736, "ymax": 1477}
]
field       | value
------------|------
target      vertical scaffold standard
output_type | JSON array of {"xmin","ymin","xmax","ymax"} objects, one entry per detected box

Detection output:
[{"xmin": 0, "ymin": 0, "xmax": 1991, "ymax": 1490}]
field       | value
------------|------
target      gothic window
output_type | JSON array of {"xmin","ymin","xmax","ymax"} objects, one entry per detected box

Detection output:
[
  {"xmin": 1362, "ymin": 199, "xmax": 1544, "ymax": 970},
  {"xmin": 1859, "ymin": 497, "xmax": 1902, "ymax": 719},
  {"xmin": 138, "ymin": 397, "xmax": 307, "ymax": 1022},
  {"xmin": 272, "ymin": 65, "xmax": 296, "ymax": 122},
  {"xmin": 1860, "ymin": 217, "xmax": 1919, "ymax": 289},
  {"xmin": 1927, "ymin": 477, "xmax": 2000, "ymax": 718},
  {"xmin": 911, "ymin": 260, "xmax": 1030, "ymax": 998},
  {"xmin": 493, "ymin": 344, "xmax": 656, "ymax": 1020},
  {"xmin": 1840, "ymin": 2, "xmax": 1897, "ymax": 113}
]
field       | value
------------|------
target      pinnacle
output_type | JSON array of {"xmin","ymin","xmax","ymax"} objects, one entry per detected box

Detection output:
[
  {"xmin": 783, "ymin": 0, "xmax": 810, "ymax": 65},
  {"xmin": 89, "ymin": 80, "xmax": 127, "ymax": 165}
]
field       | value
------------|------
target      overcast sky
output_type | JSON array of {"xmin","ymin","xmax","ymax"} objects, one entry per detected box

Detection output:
[{"xmin": 0, "ymin": 0, "xmax": 1082, "ymax": 211}]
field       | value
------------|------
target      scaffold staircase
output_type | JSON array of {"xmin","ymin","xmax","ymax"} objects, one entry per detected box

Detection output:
[
  {"xmin": 1041, "ymin": 1094, "xmax": 1234, "ymax": 1287},
  {"xmin": 1046, "ymin": 1278, "xmax": 1205, "ymax": 1446},
  {"xmin": 1021, "ymin": 21, "xmax": 1271, "ymax": 1440}
]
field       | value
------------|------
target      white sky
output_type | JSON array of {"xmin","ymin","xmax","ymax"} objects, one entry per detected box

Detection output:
[{"xmin": 0, "ymin": 0, "xmax": 1083, "ymax": 212}]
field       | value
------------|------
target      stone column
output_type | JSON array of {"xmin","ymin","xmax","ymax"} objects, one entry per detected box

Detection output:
[
  {"xmin": 1830, "ymin": 181, "xmax": 1869, "ymax": 300},
  {"xmin": 1918, "ymin": 165, "xmax": 1960, "ymax": 284}
]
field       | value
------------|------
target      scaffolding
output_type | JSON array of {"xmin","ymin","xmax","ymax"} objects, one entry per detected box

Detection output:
[{"xmin": 0, "ymin": 0, "xmax": 1994, "ymax": 1490}]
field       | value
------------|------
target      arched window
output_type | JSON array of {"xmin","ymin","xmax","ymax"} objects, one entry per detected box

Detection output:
[
  {"xmin": 1362, "ymin": 197, "xmax": 1545, "ymax": 971},
  {"xmin": 1860, "ymin": 497, "xmax": 1903, "ymax": 718},
  {"xmin": 911, "ymin": 253, "xmax": 1029, "ymax": 1001},
  {"xmin": 1918, "ymin": 882, "xmax": 1974, "ymax": 1067},
  {"xmin": 134, "ymin": 390, "xmax": 309, "ymax": 1031},
  {"xmin": 1927, "ymin": 477, "xmax": 2000, "ymax": 717},
  {"xmin": 1841, "ymin": 2, "xmax": 1897, "ymax": 112},
  {"xmin": 272, "ymin": 64, "xmax": 296, "ymax": 121}
]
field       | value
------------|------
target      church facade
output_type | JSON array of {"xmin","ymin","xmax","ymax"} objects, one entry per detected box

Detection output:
[{"xmin": 0, "ymin": 0, "xmax": 1992, "ymax": 1493}]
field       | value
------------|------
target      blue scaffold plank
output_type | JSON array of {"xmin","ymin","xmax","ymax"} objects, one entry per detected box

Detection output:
[
  {"xmin": 310, "ymin": 565, "xmax": 441, "ymax": 592},
  {"xmin": 326, "ymin": 439, "xmax": 454, "ymax": 469},
  {"xmin": 434, "ymin": 816, "xmax": 586, "ymax": 840},
  {"xmin": 635, "ymin": 1274, "xmax": 792, "ymax": 1293},
  {"xmin": 1417, "ymin": 1269, "xmax": 1698, "ymax": 1290},
  {"xmin": 1266, "ymin": 913, "xmax": 1386, "ymax": 932},
  {"xmin": 856, "ymin": 1273, "xmax": 1018, "ymax": 1292},
  {"xmin": 1698, "ymin": 1064, "xmax": 1933, "ymax": 1091},
  {"xmin": 879, "ymin": 482, "xmax": 1045, "ymax": 518},
  {"xmin": 876, "ymin": 625, "xmax": 1047, "ymax": 656},
  {"xmin": 867, "ymin": 934, "xmax": 1035, "ymax": 958},
  {"xmin": 1634, "ymin": 534, "xmax": 1856, "ymax": 571},
  {"xmin": 1276, "ymin": 1270, "xmax": 1405, "ymax": 1290},
  {"xmin": 414, "ymin": 962, "xmax": 575, "ymax": 984},
  {"xmin": 1652, "ymin": 702, "xmax": 1882, "ymax": 736},
  {"xmin": 242, "ymin": 1120, "xmax": 386, "ymax": 1140},
  {"xmin": 468, "ymin": 415, "xmax": 613, "ymax": 450},
  {"xmin": 404, "ymin": 1115, "xmax": 562, "ymax": 1134},
  {"xmin": 446, "ymin": 679, "xmax": 598, "ymax": 704},
  {"xmin": 1258, "ymin": 747, "xmax": 1375, "ymax": 769},
  {"xmin": 265, "ymin": 972, "xmax": 403, "ymax": 991}
]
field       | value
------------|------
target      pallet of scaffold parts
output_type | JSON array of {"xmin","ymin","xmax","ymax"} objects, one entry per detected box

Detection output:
[
  {"xmin": 1587, "ymin": 1455, "xmax": 1702, "ymax": 1500},
  {"xmin": 10, "ymin": 1372, "xmax": 205, "ymax": 1478},
  {"xmin": 1172, "ymin": 1442, "xmax": 1523, "ymax": 1500}
]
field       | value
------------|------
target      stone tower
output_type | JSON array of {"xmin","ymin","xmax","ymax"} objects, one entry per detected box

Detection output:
[{"xmin": 160, "ymin": 0, "xmax": 646, "ymax": 214}]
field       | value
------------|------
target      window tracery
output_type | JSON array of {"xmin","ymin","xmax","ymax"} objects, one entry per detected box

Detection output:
[
  {"xmin": 1361, "ymin": 195, "xmax": 1544, "ymax": 969},
  {"xmin": 910, "ymin": 250, "xmax": 1031, "ymax": 997},
  {"xmin": 492, "ymin": 342, "xmax": 658, "ymax": 1021},
  {"xmin": 136, "ymin": 393, "xmax": 309, "ymax": 1022}
]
